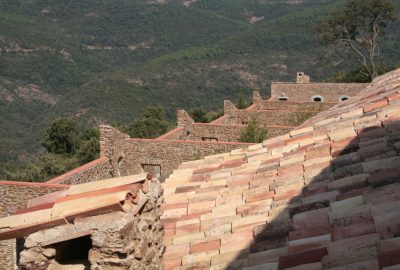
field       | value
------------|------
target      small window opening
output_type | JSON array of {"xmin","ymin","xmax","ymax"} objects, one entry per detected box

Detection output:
[
  {"xmin": 54, "ymin": 235, "xmax": 92, "ymax": 265},
  {"xmin": 314, "ymin": 97, "xmax": 322, "ymax": 102},
  {"xmin": 186, "ymin": 131, "xmax": 191, "ymax": 136},
  {"xmin": 201, "ymin": 137, "xmax": 218, "ymax": 142},
  {"xmin": 339, "ymin": 95, "xmax": 350, "ymax": 102},
  {"xmin": 278, "ymin": 97, "xmax": 288, "ymax": 101},
  {"xmin": 311, "ymin": 95, "xmax": 324, "ymax": 102}
]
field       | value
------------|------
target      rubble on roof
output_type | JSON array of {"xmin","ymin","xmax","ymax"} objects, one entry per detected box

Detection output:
[
  {"xmin": 161, "ymin": 69, "xmax": 400, "ymax": 270},
  {"xmin": 0, "ymin": 173, "xmax": 165, "ymax": 270}
]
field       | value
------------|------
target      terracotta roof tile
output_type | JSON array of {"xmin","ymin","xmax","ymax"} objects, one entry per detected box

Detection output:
[
  {"xmin": 161, "ymin": 69, "xmax": 400, "ymax": 269},
  {"xmin": 0, "ymin": 173, "xmax": 153, "ymax": 240}
]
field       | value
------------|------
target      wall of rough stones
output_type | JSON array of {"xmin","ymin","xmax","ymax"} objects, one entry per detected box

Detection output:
[
  {"xmin": 223, "ymin": 100, "xmax": 322, "ymax": 127},
  {"xmin": 270, "ymin": 82, "xmax": 367, "ymax": 102},
  {"xmin": 256, "ymin": 100, "xmax": 335, "ymax": 111},
  {"xmin": 186, "ymin": 123, "xmax": 244, "ymax": 141},
  {"xmin": 223, "ymin": 107, "xmax": 311, "ymax": 127},
  {"xmin": 46, "ymin": 157, "xmax": 113, "ymax": 185},
  {"xmin": 177, "ymin": 123, "xmax": 290, "ymax": 142},
  {"xmin": 156, "ymin": 127, "xmax": 185, "ymax": 140},
  {"xmin": 0, "ymin": 182, "xmax": 68, "ymax": 270},
  {"xmin": 99, "ymin": 125, "xmax": 252, "ymax": 179},
  {"xmin": 18, "ymin": 179, "xmax": 164, "ymax": 270}
]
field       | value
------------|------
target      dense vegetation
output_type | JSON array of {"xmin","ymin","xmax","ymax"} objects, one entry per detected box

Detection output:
[
  {"xmin": 1, "ymin": 0, "xmax": 400, "ymax": 180},
  {"xmin": 2, "ymin": 118, "xmax": 99, "ymax": 181},
  {"xmin": 239, "ymin": 117, "xmax": 267, "ymax": 143}
]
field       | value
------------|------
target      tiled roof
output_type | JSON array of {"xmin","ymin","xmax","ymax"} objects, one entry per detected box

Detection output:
[
  {"xmin": 161, "ymin": 69, "xmax": 400, "ymax": 270},
  {"xmin": 0, "ymin": 173, "xmax": 158, "ymax": 240}
]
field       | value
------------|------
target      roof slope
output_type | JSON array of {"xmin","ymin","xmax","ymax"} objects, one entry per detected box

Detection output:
[
  {"xmin": 161, "ymin": 69, "xmax": 400, "ymax": 270},
  {"xmin": 0, "ymin": 173, "xmax": 157, "ymax": 240}
]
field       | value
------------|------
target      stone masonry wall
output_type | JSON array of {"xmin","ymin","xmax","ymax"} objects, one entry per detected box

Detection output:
[
  {"xmin": 270, "ymin": 82, "xmax": 367, "ymax": 102},
  {"xmin": 223, "ymin": 100, "xmax": 322, "ymax": 127},
  {"xmin": 156, "ymin": 127, "xmax": 185, "ymax": 140},
  {"xmin": 0, "ymin": 182, "xmax": 68, "ymax": 270},
  {"xmin": 18, "ymin": 179, "xmax": 164, "ymax": 270},
  {"xmin": 256, "ymin": 100, "xmax": 335, "ymax": 111},
  {"xmin": 223, "ymin": 108, "xmax": 310, "ymax": 127},
  {"xmin": 99, "ymin": 125, "xmax": 252, "ymax": 179},
  {"xmin": 186, "ymin": 123, "xmax": 244, "ymax": 141},
  {"xmin": 179, "ymin": 123, "xmax": 291, "ymax": 142},
  {"xmin": 46, "ymin": 157, "xmax": 113, "ymax": 185}
]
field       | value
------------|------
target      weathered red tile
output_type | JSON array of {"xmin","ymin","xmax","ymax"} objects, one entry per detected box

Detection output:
[
  {"xmin": 363, "ymin": 98, "xmax": 388, "ymax": 113},
  {"xmin": 332, "ymin": 221, "xmax": 376, "ymax": 241},
  {"xmin": 190, "ymin": 240, "xmax": 220, "ymax": 254},
  {"xmin": 378, "ymin": 248, "xmax": 400, "ymax": 268},
  {"xmin": 278, "ymin": 248, "xmax": 327, "ymax": 270}
]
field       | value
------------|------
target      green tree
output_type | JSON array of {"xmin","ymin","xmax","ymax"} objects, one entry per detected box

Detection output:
[
  {"xmin": 236, "ymin": 95, "xmax": 249, "ymax": 109},
  {"xmin": 5, "ymin": 154, "xmax": 79, "ymax": 182},
  {"xmin": 329, "ymin": 65, "xmax": 400, "ymax": 83},
  {"xmin": 317, "ymin": 0, "xmax": 396, "ymax": 80},
  {"xmin": 239, "ymin": 117, "xmax": 267, "ymax": 143},
  {"xmin": 189, "ymin": 108, "xmax": 209, "ymax": 123},
  {"xmin": 125, "ymin": 107, "xmax": 172, "ymax": 139},
  {"xmin": 42, "ymin": 118, "xmax": 80, "ymax": 156},
  {"xmin": 76, "ymin": 129, "xmax": 100, "ymax": 164}
]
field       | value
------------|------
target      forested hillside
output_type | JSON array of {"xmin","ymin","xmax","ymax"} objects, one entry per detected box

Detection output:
[{"xmin": 1, "ymin": 0, "xmax": 400, "ymax": 174}]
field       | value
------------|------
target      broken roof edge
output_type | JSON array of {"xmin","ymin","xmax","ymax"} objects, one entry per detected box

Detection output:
[{"xmin": 0, "ymin": 172, "xmax": 154, "ymax": 240}]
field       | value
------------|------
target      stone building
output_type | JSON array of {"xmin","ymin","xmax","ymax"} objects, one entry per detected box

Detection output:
[
  {"xmin": 161, "ymin": 68, "xmax": 400, "ymax": 269},
  {"xmin": 270, "ymin": 72, "xmax": 367, "ymax": 102},
  {"xmin": 43, "ymin": 73, "xmax": 366, "ymax": 185},
  {"xmin": 1, "ymin": 69, "xmax": 400, "ymax": 270},
  {"xmin": 0, "ymin": 174, "xmax": 164, "ymax": 270}
]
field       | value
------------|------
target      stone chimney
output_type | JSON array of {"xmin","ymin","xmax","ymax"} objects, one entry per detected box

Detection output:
[{"xmin": 296, "ymin": 72, "xmax": 310, "ymax": 83}]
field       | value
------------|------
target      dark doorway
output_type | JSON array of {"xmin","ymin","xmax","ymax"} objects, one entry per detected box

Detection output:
[{"xmin": 54, "ymin": 235, "xmax": 92, "ymax": 265}]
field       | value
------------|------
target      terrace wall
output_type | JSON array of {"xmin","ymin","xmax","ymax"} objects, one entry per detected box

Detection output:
[
  {"xmin": 270, "ymin": 82, "xmax": 367, "ymax": 102},
  {"xmin": 99, "ymin": 125, "xmax": 252, "ymax": 180},
  {"xmin": 256, "ymin": 100, "xmax": 335, "ymax": 111},
  {"xmin": 46, "ymin": 157, "xmax": 113, "ymax": 185}
]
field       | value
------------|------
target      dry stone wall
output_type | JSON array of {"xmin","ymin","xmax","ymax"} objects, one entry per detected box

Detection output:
[
  {"xmin": 46, "ymin": 157, "xmax": 113, "ymax": 185},
  {"xmin": 223, "ymin": 108, "xmax": 305, "ymax": 127},
  {"xmin": 256, "ymin": 100, "xmax": 335, "ymax": 111},
  {"xmin": 18, "ymin": 179, "xmax": 164, "ymax": 270},
  {"xmin": 270, "ymin": 82, "xmax": 367, "ymax": 102},
  {"xmin": 185, "ymin": 123, "xmax": 244, "ymax": 141},
  {"xmin": 178, "ymin": 123, "xmax": 290, "ymax": 142},
  {"xmin": 0, "ymin": 182, "xmax": 68, "ymax": 270},
  {"xmin": 99, "ymin": 125, "xmax": 252, "ymax": 180}
]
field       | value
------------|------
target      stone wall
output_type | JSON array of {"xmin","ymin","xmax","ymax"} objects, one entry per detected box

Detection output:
[
  {"xmin": 0, "ymin": 182, "xmax": 68, "ymax": 270},
  {"xmin": 185, "ymin": 123, "xmax": 244, "ymax": 141},
  {"xmin": 46, "ymin": 157, "xmax": 113, "ymax": 185},
  {"xmin": 18, "ymin": 179, "xmax": 164, "ymax": 270},
  {"xmin": 270, "ymin": 82, "xmax": 367, "ymax": 102},
  {"xmin": 99, "ymin": 125, "xmax": 252, "ymax": 180},
  {"xmin": 223, "ymin": 107, "xmax": 312, "ymax": 127},
  {"xmin": 256, "ymin": 100, "xmax": 335, "ymax": 111},
  {"xmin": 156, "ymin": 127, "xmax": 185, "ymax": 140},
  {"xmin": 178, "ymin": 123, "xmax": 290, "ymax": 142}
]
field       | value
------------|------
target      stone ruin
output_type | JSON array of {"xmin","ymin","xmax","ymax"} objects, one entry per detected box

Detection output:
[
  {"xmin": 0, "ymin": 174, "xmax": 165, "ymax": 270},
  {"xmin": 0, "ymin": 70, "xmax": 386, "ymax": 270}
]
